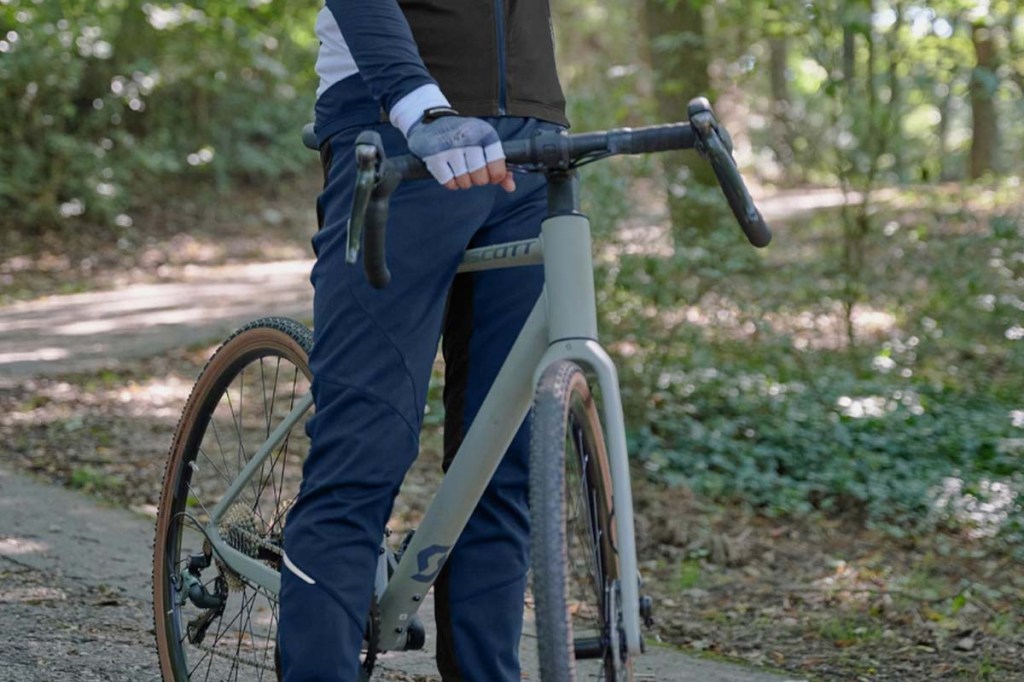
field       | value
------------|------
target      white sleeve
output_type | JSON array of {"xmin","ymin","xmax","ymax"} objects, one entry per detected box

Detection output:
[{"xmin": 389, "ymin": 84, "xmax": 451, "ymax": 137}]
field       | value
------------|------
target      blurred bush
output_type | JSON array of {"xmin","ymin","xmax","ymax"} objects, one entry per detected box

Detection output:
[{"xmin": 0, "ymin": 1, "xmax": 318, "ymax": 232}]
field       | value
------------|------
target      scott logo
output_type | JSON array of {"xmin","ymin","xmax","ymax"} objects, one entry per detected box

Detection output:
[{"xmin": 411, "ymin": 544, "xmax": 450, "ymax": 583}]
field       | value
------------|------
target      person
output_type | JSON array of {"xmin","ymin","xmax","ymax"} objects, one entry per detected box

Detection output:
[{"xmin": 278, "ymin": 2, "xmax": 568, "ymax": 680}]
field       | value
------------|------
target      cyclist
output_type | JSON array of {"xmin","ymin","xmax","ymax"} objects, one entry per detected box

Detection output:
[{"xmin": 279, "ymin": 2, "xmax": 568, "ymax": 680}]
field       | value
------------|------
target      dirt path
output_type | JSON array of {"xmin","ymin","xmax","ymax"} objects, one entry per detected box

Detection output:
[
  {"xmin": 0, "ymin": 465, "xmax": 801, "ymax": 681},
  {"xmin": 0, "ymin": 465, "xmax": 159, "ymax": 681},
  {"xmin": 0, "ymin": 188, "xmax": 855, "ymax": 381},
  {"xmin": 0, "ymin": 260, "xmax": 314, "ymax": 380}
]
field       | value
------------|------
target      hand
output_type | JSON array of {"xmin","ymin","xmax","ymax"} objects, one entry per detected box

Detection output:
[{"xmin": 406, "ymin": 116, "xmax": 515, "ymax": 192}]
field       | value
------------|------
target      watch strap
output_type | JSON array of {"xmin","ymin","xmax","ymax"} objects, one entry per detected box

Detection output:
[{"xmin": 421, "ymin": 106, "xmax": 461, "ymax": 123}]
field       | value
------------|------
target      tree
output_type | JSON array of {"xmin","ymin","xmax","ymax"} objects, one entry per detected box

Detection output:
[
  {"xmin": 642, "ymin": 0, "xmax": 720, "ymax": 241},
  {"xmin": 969, "ymin": 21, "xmax": 999, "ymax": 178}
]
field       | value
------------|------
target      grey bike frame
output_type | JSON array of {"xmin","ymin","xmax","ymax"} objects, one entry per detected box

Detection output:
[{"xmin": 201, "ymin": 172, "xmax": 643, "ymax": 656}]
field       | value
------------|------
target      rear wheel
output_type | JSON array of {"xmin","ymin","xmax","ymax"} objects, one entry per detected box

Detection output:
[
  {"xmin": 530, "ymin": 361, "xmax": 633, "ymax": 681},
  {"xmin": 153, "ymin": 318, "xmax": 313, "ymax": 681}
]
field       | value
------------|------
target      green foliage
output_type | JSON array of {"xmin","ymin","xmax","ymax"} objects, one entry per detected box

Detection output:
[
  {"xmin": 70, "ymin": 465, "xmax": 122, "ymax": 494},
  {"xmin": 0, "ymin": 1, "xmax": 318, "ymax": 232},
  {"xmin": 677, "ymin": 559, "xmax": 703, "ymax": 589},
  {"xmin": 627, "ymin": 350, "xmax": 1020, "ymax": 529},
  {"xmin": 603, "ymin": 191, "xmax": 1024, "ymax": 542}
]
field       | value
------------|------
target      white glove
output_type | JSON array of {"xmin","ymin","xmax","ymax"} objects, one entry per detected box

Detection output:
[{"xmin": 390, "ymin": 85, "xmax": 513, "ymax": 191}]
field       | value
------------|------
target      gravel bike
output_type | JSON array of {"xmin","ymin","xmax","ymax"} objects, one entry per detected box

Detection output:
[{"xmin": 151, "ymin": 97, "xmax": 771, "ymax": 682}]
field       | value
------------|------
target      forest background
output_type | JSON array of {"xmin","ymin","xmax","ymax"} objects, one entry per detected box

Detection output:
[{"xmin": 1, "ymin": 1, "xmax": 1022, "ymax": 679}]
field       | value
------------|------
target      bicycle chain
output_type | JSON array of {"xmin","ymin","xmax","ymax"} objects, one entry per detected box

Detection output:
[{"xmin": 230, "ymin": 524, "xmax": 284, "ymax": 557}]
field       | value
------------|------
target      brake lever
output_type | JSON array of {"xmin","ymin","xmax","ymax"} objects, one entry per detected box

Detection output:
[{"xmin": 346, "ymin": 143, "xmax": 380, "ymax": 265}]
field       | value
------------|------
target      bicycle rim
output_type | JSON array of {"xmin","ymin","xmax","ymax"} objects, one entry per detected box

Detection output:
[{"xmin": 153, "ymin": 318, "xmax": 313, "ymax": 681}]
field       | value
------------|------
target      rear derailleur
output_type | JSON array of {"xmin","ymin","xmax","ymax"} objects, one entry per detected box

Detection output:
[{"xmin": 176, "ymin": 546, "xmax": 227, "ymax": 645}]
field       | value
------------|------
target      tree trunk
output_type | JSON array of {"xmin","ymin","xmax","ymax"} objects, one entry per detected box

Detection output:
[
  {"xmin": 768, "ymin": 36, "xmax": 795, "ymax": 174},
  {"xmin": 642, "ymin": 0, "xmax": 719, "ymax": 240},
  {"xmin": 886, "ymin": 1, "xmax": 904, "ymax": 181},
  {"xmin": 936, "ymin": 84, "xmax": 954, "ymax": 181},
  {"xmin": 934, "ymin": 12, "xmax": 964, "ymax": 181},
  {"xmin": 969, "ymin": 23, "xmax": 999, "ymax": 179},
  {"xmin": 843, "ymin": 24, "xmax": 856, "ymax": 89}
]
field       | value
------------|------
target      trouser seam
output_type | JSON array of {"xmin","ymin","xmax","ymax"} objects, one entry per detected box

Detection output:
[
  {"xmin": 342, "ymin": 269, "xmax": 422, "ymax": 430},
  {"xmin": 314, "ymin": 374, "xmax": 420, "ymax": 441}
]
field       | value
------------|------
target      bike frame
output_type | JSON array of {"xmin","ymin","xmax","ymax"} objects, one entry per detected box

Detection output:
[{"xmin": 199, "ymin": 171, "xmax": 643, "ymax": 655}]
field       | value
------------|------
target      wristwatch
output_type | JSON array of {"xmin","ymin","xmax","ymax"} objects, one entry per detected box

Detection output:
[{"xmin": 420, "ymin": 106, "xmax": 461, "ymax": 123}]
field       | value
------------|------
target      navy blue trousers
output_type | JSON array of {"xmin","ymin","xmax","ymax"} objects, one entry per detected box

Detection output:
[{"xmin": 279, "ymin": 118, "xmax": 553, "ymax": 681}]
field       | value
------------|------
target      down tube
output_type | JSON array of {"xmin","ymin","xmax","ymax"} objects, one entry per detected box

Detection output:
[
  {"xmin": 377, "ymin": 293, "xmax": 550, "ymax": 650},
  {"xmin": 533, "ymin": 340, "xmax": 643, "ymax": 655}
]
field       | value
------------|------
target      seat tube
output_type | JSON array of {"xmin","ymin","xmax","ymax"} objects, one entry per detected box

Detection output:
[{"xmin": 542, "ymin": 172, "xmax": 598, "ymax": 343}]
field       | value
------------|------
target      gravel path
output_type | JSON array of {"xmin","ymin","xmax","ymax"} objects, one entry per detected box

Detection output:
[
  {"xmin": 0, "ymin": 260, "xmax": 313, "ymax": 380},
  {"xmin": 0, "ymin": 465, "xmax": 801, "ymax": 681}
]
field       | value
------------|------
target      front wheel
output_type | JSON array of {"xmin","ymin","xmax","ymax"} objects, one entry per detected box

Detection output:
[{"xmin": 530, "ymin": 361, "xmax": 633, "ymax": 681}]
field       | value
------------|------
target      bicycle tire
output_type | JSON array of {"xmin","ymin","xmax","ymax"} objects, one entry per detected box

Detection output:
[
  {"xmin": 153, "ymin": 317, "xmax": 313, "ymax": 681},
  {"xmin": 530, "ymin": 361, "xmax": 633, "ymax": 681}
]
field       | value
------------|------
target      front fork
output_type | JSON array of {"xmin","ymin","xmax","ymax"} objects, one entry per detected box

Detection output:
[{"xmin": 534, "ymin": 338, "xmax": 646, "ymax": 654}]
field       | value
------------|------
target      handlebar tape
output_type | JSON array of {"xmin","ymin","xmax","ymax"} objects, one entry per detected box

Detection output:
[
  {"xmin": 688, "ymin": 98, "xmax": 772, "ymax": 248},
  {"xmin": 606, "ymin": 124, "xmax": 696, "ymax": 155}
]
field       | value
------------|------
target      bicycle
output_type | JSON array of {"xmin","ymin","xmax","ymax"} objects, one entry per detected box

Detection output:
[{"xmin": 151, "ymin": 96, "xmax": 771, "ymax": 682}]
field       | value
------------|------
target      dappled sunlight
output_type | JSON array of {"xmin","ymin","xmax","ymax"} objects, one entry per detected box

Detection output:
[
  {"xmin": 642, "ymin": 292, "xmax": 899, "ymax": 350},
  {"xmin": 837, "ymin": 391, "xmax": 924, "ymax": 419},
  {"xmin": 836, "ymin": 395, "xmax": 888, "ymax": 419},
  {"xmin": 600, "ymin": 185, "xmax": 891, "ymax": 261},
  {"xmin": 0, "ymin": 536, "xmax": 49, "ymax": 556},
  {"xmin": 934, "ymin": 476, "xmax": 1020, "ymax": 539},
  {"xmin": 0, "ymin": 586, "xmax": 67, "ymax": 603},
  {"xmin": 5, "ymin": 372, "xmax": 197, "ymax": 425},
  {"xmin": 770, "ymin": 305, "xmax": 898, "ymax": 351},
  {"xmin": 807, "ymin": 560, "xmax": 886, "ymax": 609},
  {"xmin": 0, "ymin": 348, "xmax": 69, "ymax": 364},
  {"xmin": 0, "ymin": 260, "xmax": 312, "ymax": 377}
]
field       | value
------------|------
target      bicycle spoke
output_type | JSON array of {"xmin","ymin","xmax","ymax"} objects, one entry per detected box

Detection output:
[
  {"xmin": 269, "ymin": 367, "xmax": 303, "ymax": 533},
  {"xmin": 260, "ymin": 358, "xmax": 271, "ymax": 439},
  {"xmin": 185, "ymin": 482, "xmax": 215, "ymax": 522},
  {"xmin": 223, "ymin": 377, "xmax": 246, "ymax": 473},
  {"xmin": 261, "ymin": 603, "xmax": 279, "ymax": 673},
  {"xmin": 197, "ymin": 445, "xmax": 233, "ymax": 486},
  {"xmin": 563, "ymin": 412, "xmax": 607, "ymax": 644},
  {"xmin": 249, "ymin": 364, "xmax": 274, "ymax": 522},
  {"xmin": 232, "ymin": 588, "xmax": 257, "ymax": 681},
  {"xmin": 241, "ymin": 590, "xmax": 266, "ymax": 681},
  {"xmin": 209, "ymin": 418, "xmax": 234, "ymax": 488},
  {"xmin": 261, "ymin": 363, "xmax": 299, "ymax": 526},
  {"xmin": 206, "ymin": 597, "xmax": 246, "ymax": 665},
  {"xmin": 256, "ymin": 357, "xmax": 282, "ymax": 526},
  {"xmin": 185, "ymin": 607, "xmax": 228, "ymax": 679},
  {"xmin": 201, "ymin": 610, "xmax": 221, "ymax": 682}
]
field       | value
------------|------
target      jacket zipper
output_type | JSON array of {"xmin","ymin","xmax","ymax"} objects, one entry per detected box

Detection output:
[{"xmin": 494, "ymin": 0, "xmax": 507, "ymax": 114}]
